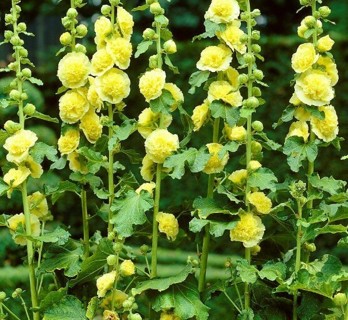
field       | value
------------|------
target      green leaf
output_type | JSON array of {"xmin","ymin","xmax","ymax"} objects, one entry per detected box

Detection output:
[
  {"xmin": 134, "ymin": 40, "xmax": 153, "ymax": 58},
  {"xmin": 164, "ymin": 55, "xmax": 179, "ymax": 74},
  {"xmin": 45, "ymin": 181, "xmax": 80, "ymax": 204},
  {"xmin": 272, "ymin": 105, "xmax": 295, "ymax": 129},
  {"xmin": 153, "ymin": 275, "xmax": 209, "ymax": 320},
  {"xmin": 189, "ymin": 217, "xmax": 209, "ymax": 233},
  {"xmin": 110, "ymin": 190, "xmax": 153, "ymax": 238},
  {"xmin": 258, "ymin": 262, "xmax": 286, "ymax": 281},
  {"xmin": 86, "ymin": 297, "xmax": 98, "ymax": 320},
  {"xmin": 189, "ymin": 218, "xmax": 236, "ymax": 237},
  {"xmin": 69, "ymin": 238, "xmax": 113, "ymax": 286},
  {"xmin": 193, "ymin": 197, "xmax": 230, "ymax": 219},
  {"xmin": 163, "ymin": 148, "xmax": 197, "ymax": 179},
  {"xmin": 0, "ymin": 214, "xmax": 9, "ymax": 227},
  {"xmin": 32, "ymin": 226, "xmax": 70, "ymax": 245},
  {"xmin": 78, "ymin": 147, "xmax": 105, "ymax": 174},
  {"xmin": 236, "ymin": 259, "xmax": 258, "ymax": 284},
  {"xmin": 0, "ymin": 99, "xmax": 10, "ymax": 109},
  {"xmin": 210, "ymin": 100, "xmax": 240, "ymax": 127},
  {"xmin": 0, "ymin": 180, "xmax": 9, "ymax": 197},
  {"xmin": 50, "ymin": 157, "xmax": 67, "ymax": 170},
  {"xmin": 255, "ymin": 132, "xmax": 282, "ymax": 151},
  {"xmin": 315, "ymin": 224, "xmax": 347, "ymax": 236},
  {"xmin": 188, "ymin": 70, "xmax": 210, "ymax": 94},
  {"xmin": 248, "ymin": 167, "xmax": 278, "ymax": 191},
  {"xmin": 337, "ymin": 236, "xmax": 348, "ymax": 248},
  {"xmin": 309, "ymin": 174, "xmax": 346, "ymax": 196},
  {"xmin": 40, "ymin": 289, "xmax": 67, "ymax": 312},
  {"xmin": 132, "ymin": 264, "xmax": 193, "ymax": 295},
  {"xmin": 132, "ymin": 4, "xmax": 149, "ymax": 11},
  {"xmin": 42, "ymin": 295, "xmax": 86, "ymax": 320},
  {"xmin": 30, "ymin": 142, "xmax": 58, "ymax": 164},
  {"xmin": 28, "ymin": 77, "xmax": 43, "ymax": 86},
  {"xmin": 216, "ymin": 184, "xmax": 242, "ymax": 203},
  {"xmin": 39, "ymin": 240, "xmax": 83, "ymax": 277},
  {"xmin": 193, "ymin": 19, "xmax": 225, "ymax": 41},
  {"xmin": 190, "ymin": 147, "xmax": 210, "ymax": 173},
  {"xmin": 149, "ymin": 89, "xmax": 175, "ymax": 114},
  {"xmin": 31, "ymin": 111, "xmax": 59, "ymax": 123},
  {"xmin": 240, "ymin": 107, "xmax": 256, "ymax": 119},
  {"xmin": 283, "ymin": 136, "xmax": 318, "ymax": 172},
  {"xmin": 113, "ymin": 119, "xmax": 137, "ymax": 141}
]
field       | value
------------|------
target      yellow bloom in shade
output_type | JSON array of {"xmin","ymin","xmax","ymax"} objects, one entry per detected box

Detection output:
[
  {"xmin": 24, "ymin": 156, "xmax": 43, "ymax": 179},
  {"xmin": 310, "ymin": 105, "xmax": 338, "ymax": 142},
  {"xmin": 140, "ymin": 154, "xmax": 156, "ymax": 181},
  {"xmin": 138, "ymin": 108, "xmax": 172, "ymax": 138},
  {"xmin": 225, "ymin": 67, "xmax": 239, "ymax": 90},
  {"xmin": 192, "ymin": 101, "xmax": 210, "ymax": 132},
  {"xmin": 119, "ymin": 260, "xmax": 135, "ymax": 277},
  {"xmin": 67, "ymin": 151, "xmax": 88, "ymax": 174},
  {"xmin": 59, "ymin": 89, "xmax": 89, "ymax": 124},
  {"xmin": 163, "ymin": 83, "xmax": 184, "ymax": 111},
  {"xmin": 102, "ymin": 310, "xmax": 120, "ymax": 320},
  {"xmin": 286, "ymin": 121, "xmax": 309, "ymax": 142},
  {"xmin": 94, "ymin": 16, "xmax": 113, "ymax": 41},
  {"xmin": 145, "ymin": 129, "xmax": 179, "ymax": 163},
  {"xmin": 316, "ymin": 56, "xmax": 338, "ymax": 86},
  {"xmin": 96, "ymin": 271, "xmax": 117, "ymax": 298},
  {"xmin": 291, "ymin": 43, "xmax": 318, "ymax": 73},
  {"xmin": 208, "ymin": 80, "xmax": 243, "ymax": 107},
  {"xmin": 197, "ymin": 44, "xmax": 232, "ymax": 72},
  {"xmin": 7, "ymin": 213, "xmax": 40, "ymax": 246},
  {"xmin": 204, "ymin": 0, "xmax": 240, "ymax": 24},
  {"xmin": 87, "ymin": 77, "xmax": 103, "ymax": 112},
  {"xmin": 228, "ymin": 169, "xmax": 247, "ymax": 186},
  {"xmin": 317, "ymin": 35, "xmax": 334, "ymax": 52},
  {"xmin": 58, "ymin": 129, "xmax": 80, "ymax": 155},
  {"xmin": 218, "ymin": 21, "xmax": 246, "ymax": 54},
  {"xmin": 289, "ymin": 93, "xmax": 302, "ymax": 106},
  {"xmin": 248, "ymin": 160, "xmax": 262, "ymax": 171},
  {"xmin": 80, "ymin": 108, "xmax": 103, "ymax": 144},
  {"xmin": 100, "ymin": 290, "xmax": 128, "ymax": 310},
  {"xmin": 160, "ymin": 312, "xmax": 181, "ymax": 320},
  {"xmin": 106, "ymin": 36, "xmax": 132, "ymax": 70},
  {"xmin": 95, "ymin": 68, "xmax": 131, "ymax": 104},
  {"xmin": 139, "ymin": 68, "xmax": 166, "ymax": 102},
  {"xmin": 248, "ymin": 191, "xmax": 272, "ymax": 214},
  {"xmin": 157, "ymin": 212, "xmax": 179, "ymax": 241},
  {"xmin": 203, "ymin": 143, "xmax": 229, "ymax": 174},
  {"xmin": 117, "ymin": 7, "xmax": 134, "ymax": 40},
  {"xmin": 135, "ymin": 182, "xmax": 156, "ymax": 196},
  {"xmin": 91, "ymin": 48, "xmax": 114, "ymax": 76},
  {"xmin": 4, "ymin": 129, "xmax": 37, "ymax": 164},
  {"xmin": 28, "ymin": 191, "xmax": 49, "ymax": 219},
  {"xmin": 57, "ymin": 52, "xmax": 90, "ymax": 88},
  {"xmin": 224, "ymin": 124, "xmax": 246, "ymax": 141},
  {"xmin": 4, "ymin": 167, "xmax": 31, "ymax": 189},
  {"xmin": 230, "ymin": 212, "xmax": 265, "ymax": 248},
  {"xmin": 295, "ymin": 69, "xmax": 334, "ymax": 106},
  {"xmin": 294, "ymin": 107, "xmax": 311, "ymax": 122}
]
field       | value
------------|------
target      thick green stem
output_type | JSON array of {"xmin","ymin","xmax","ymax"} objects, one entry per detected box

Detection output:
[
  {"xmin": 81, "ymin": 188, "xmax": 90, "ymax": 259},
  {"xmin": 293, "ymin": 200, "xmax": 303, "ymax": 320},
  {"xmin": 22, "ymin": 183, "xmax": 40, "ymax": 320},
  {"xmin": 70, "ymin": 0, "xmax": 76, "ymax": 50},
  {"xmin": 198, "ymin": 117, "xmax": 220, "ymax": 292},
  {"xmin": 151, "ymin": 163, "xmax": 162, "ymax": 278},
  {"xmin": 155, "ymin": 22, "xmax": 163, "ymax": 69},
  {"xmin": 111, "ymin": 253, "xmax": 120, "ymax": 311},
  {"xmin": 345, "ymin": 303, "xmax": 348, "ymax": 320},
  {"xmin": 108, "ymin": 104, "xmax": 115, "ymax": 234},
  {"xmin": 244, "ymin": 248, "xmax": 251, "ymax": 310}
]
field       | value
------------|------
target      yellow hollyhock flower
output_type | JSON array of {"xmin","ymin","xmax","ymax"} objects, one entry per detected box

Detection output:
[
  {"xmin": 157, "ymin": 212, "xmax": 179, "ymax": 241},
  {"xmin": 91, "ymin": 48, "xmax": 114, "ymax": 76},
  {"xmin": 117, "ymin": 7, "xmax": 134, "ymax": 40},
  {"xmin": 138, "ymin": 108, "xmax": 172, "ymax": 138},
  {"xmin": 230, "ymin": 212, "xmax": 265, "ymax": 248},
  {"xmin": 289, "ymin": 93, "xmax": 302, "ymax": 107},
  {"xmin": 102, "ymin": 310, "xmax": 120, "ymax": 320},
  {"xmin": 119, "ymin": 260, "xmax": 135, "ymax": 277},
  {"xmin": 160, "ymin": 312, "xmax": 181, "ymax": 320},
  {"xmin": 94, "ymin": 16, "xmax": 113, "ymax": 42},
  {"xmin": 24, "ymin": 156, "xmax": 43, "ymax": 179},
  {"xmin": 225, "ymin": 67, "xmax": 240, "ymax": 90},
  {"xmin": 218, "ymin": 21, "xmax": 246, "ymax": 54},
  {"xmin": 145, "ymin": 129, "xmax": 179, "ymax": 163},
  {"xmin": 58, "ymin": 129, "xmax": 80, "ymax": 155},
  {"xmin": 310, "ymin": 105, "xmax": 338, "ymax": 142},
  {"xmin": 67, "ymin": 151, "xmax": 88, "ymax": 174},
  {"xmin": 7, "ymin": 213, "xmax": 40, "ymax": 246},
  {"xmin": 163, "ymin": 83, "xmax": 184, "ymax": 111},
  {"xmin": 57, "ymin": 52, "xmax": 90, "ymax": 88},
  {"xmin": 135, "ymin": 182, "xmax": 156, "ymax": 196},
  {"xmin": 59, "ymin": 89, "xmax": 89, "ymax": 124},
  {"xmin": 203, "ymin": 143, "xmax": 229, "ymax": 174},
  {"xmin": 106, "ymin": 36, "xmax": 132, "ymax": 70},
  {"xmin": 205, "ymin": 0, "xmax": 240, "ymax": 24},
  {"xmin": 197, "ymin": 44, "xmax": 232, "ymax": 72},
  {"xmin": 317, "ymin": 35, "xmax": 334, "ymax": 52},
  {"xmin": 191, "ymin": 101, "xmax": 210, "ymax": 132},
  {"xmin": 95, "ymin": 68, "xmax": 131, "ymax": 104},
  {"xmin": 140, "ymin": 154, "xmax": 156, "ymax": 181},
  {"xmin": 207, "ymin": 80, "xmax": 242, "ymax": 107},
  {"xmin": 316, "ymin": 55, "xmax": 338, "ymax": 86},
  {"xmin": 79, "ymin": 108, "xmax": 103, "ymax": 144},
  {"xmin": 291, "ymin": 43, "xmax": 318, "ymax": 74},
  {"xmin": 139, "ymin": 68, "xmax": 166, "ymax": 102},
  {"xmin": 96, "ymin": 271, "xmax": 117, "ymax": 298},
  {"xmin": 4, "ymin": 129, "xmax": 37, "ymax": 164},
  {"xmin": 87, "ymin": 77, "xmax": 103, "ymax": 112},
  {"xmin": 295, "ymin": 69, "xmax": 334, "ymax": 106},
  {"xmin": 294, "ymin": 107, "xmax": 311, "ymax": 122},
  {"xmin": 286, "ymin": 121, "xmax": 309, "ymax": 142},
  {"xmin": 248, "ymin": 192, "xmax": 272, "ymax": 214},
  {"xmin": 28, "ymin": 191, "xmax": 49, "ymax": 219},
  {"xmin": 4, "ymin": 167, "xmax": 31, "ymax": 189},
  {"xmin": 228, "ymin": 169, "xmax": 247, "ymax": 186},
  {"xmin": 224, "ymin": 124, "xmax": 246, "ymax": 141}
]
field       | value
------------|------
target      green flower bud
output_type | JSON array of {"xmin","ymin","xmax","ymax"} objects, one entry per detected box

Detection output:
[
  {"xmin": 251, "ymin": 30, "xmax": 260, "ymax": 40},
  {"xmin": 61, "ymin": 17, "xmax": 72, "ymax": 28},
  {"xmin": 107, "ymin": 231, "xmax": 116, "ymax": 240},
  {"xmin": 106, "ymin": 254, "xmax": 118, "ymax": 266},
  {"xmin": 318, "ymin": 6, "xmax": 331, "ymax": 18},
  {"xmin": 251, "ymin": 141, "xmax": 262, "ymax": 154},
  {"xmin": 4, "ymin": 30, "xmax": 13, "ymax": 40},
  {"xmin": 304, "ymin": 242, "xmax": 316, "ymax": 252},
  {"xmin": 101, "ymin": 5, "xmax": 112, "ymax": 15},
  {"xmin": 19, "ymin": 47, "xmax": 28, "ymax": 57},
  {"xmin": 113, "ymin": 242, "xmax": 123, "ymax": 253},
  {"xmin": 12, "ymin": 288, "xmax": 23, "ymax": 299},
  {"xmin": 109, "ymin": 0, "xmax": 120, "ymax": 6},
  {"xmin": 244, "ymin": 97, "xmax": 259, "ymax": 108},
  {"xmin": 303, "ymin": 16, "xmax": 316, "ymax": 28},
  {"xmin": 140, "ymin": 244, "xmax": 149, "ymax": 254},
  {"xmin": 75, "ymin": 44, "xmax": 87, "ymax": 53},
  {"xmin": 240, "ymin": 33, "xmax": 248, "ymax": 43},
  {"xmin": 253, "ymin": 69, "xmax": 264, "ymax": 80},
  {"xmin": 76, "ymin": 24, "xmax": 88, "ymax": 37},
  {"xmin": 0, "ymin": 292, "xmax": 6, "ymax": 301},
  {"xmin": 156, "ymin": 15, "xmax": 169, "ymax": 26},
  {"xmin": 17, "ymin": 22, "xmax": 27, "ymax": 32},
  {"xmin": 10, "ymin": 35, "xmax": 21, "ymax": 46},
  {"xmin": 128, "ymin": 296, "xmax": 135, "ymax": 303},
  {"xmin": 252, "ymin": 120, "xmax": 264, "ymax": 132},
  {"xmin": 59, "ymin": 32, "xmax": 72, "ymax": 46},
  {"xmin": 299, "ymin": 0, "xmax": 309, "ymax": 5},
  {"xmin": 123, "ymin": 299, "xmax": 133, "ymax": 309},
  {"xmin": 8, "ymin": 62, "xmax": 17, "ymax": 71},
  {"xmin": 333, "ymin": 293, "xmax": 347, "ymax": 307},
  {"xmin": 146, "ymin": 0, "xmax": 156, "ymax": 4},
  {"xmin": 244, "ymin": 53, "xmax": 255, "ymax": 64},
  {"xmin": 251, "ymin": 9, "xmax": 261, "ymax": 17},
  {"xmin": 24, "ymin": 103, "xmax": 36, "ymax": 116},
  {"xmin": 129, "ymin": 313, "xmax": 142, "ymax": 320},
  {"xmin": 9, "ymin": 89, "xmax": 21, "ymax": 101},
  {"xmin": 240, "ymin": 12, "xmax": 249, "ymax": 21},
  {"xmin": 15, "ymin": 5, "xmax": 21, "ymax": 13},
  {"xmin": 150, "ymin": 2, "xmax": 164, "ymax": 15},
  {"xmin": 142, "ymin": 28, "xmax": 156, "ymax": 40},
  {"xmin": 163, "ymin": 39, "xmax": 177, "ymax": 54},
  {"xmin": 251, "ymin": 44, "xmax": 261, "ymax": 53},
  {"xmin": 238, "ymin": 74, "xmax": 249, "ymax": 85},
  {"xmin": 21, "ymin": 92, "xmax": 28, "ymax": 101},
  {"xmin": 4, "ymin": 120, "xmax": 22, "ymax": 134},
  {"xmin": 313, "ymin": 11, "xmax": 320, "ymax": 19},
  {"xmin": 252, "ymin": 87, "xmax": 262, "ymax": 97},
  {"xmin": 9, "ymin": 79, "xmax": 17, "ymax": 89},
  {"xmin": 149, "ymin": 55, "xmax": 158, "ymax": 69},
  {"xmin": 67, "ymin": 8, "xmax": 78, "ymax": 19},
  {"xmin": 5, "ymin": 14, "xmax": 14, "ymax": 25},
  {"xmin": 22, "ymin": 68, "xmax": 32, "ymax": 78}
]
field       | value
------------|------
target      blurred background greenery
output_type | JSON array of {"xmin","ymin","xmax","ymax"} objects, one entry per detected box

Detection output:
[{"xmin": 0, "ymin": 0, "xmax": 347, "ymax": 316}]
